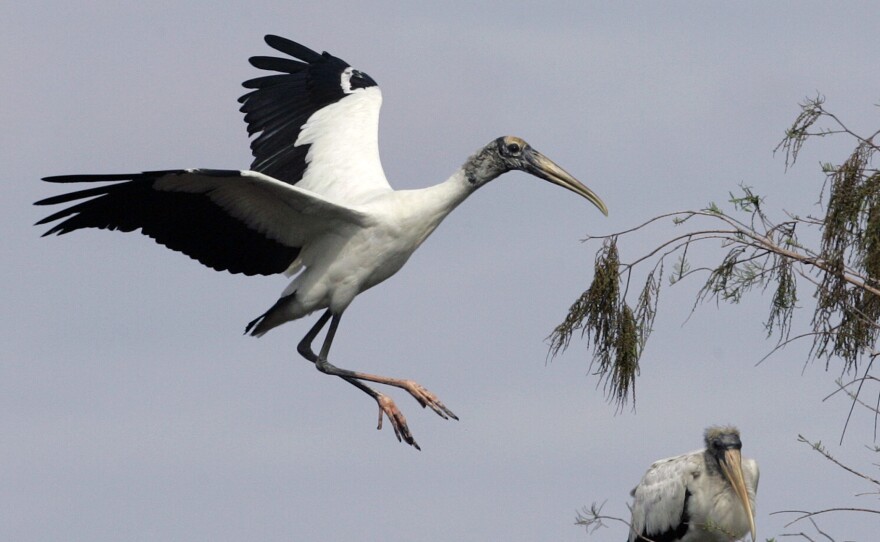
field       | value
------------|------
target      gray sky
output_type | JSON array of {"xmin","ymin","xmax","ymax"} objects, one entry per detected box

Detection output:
[{"xmin": 4, "ymin": 2, "xmax": 880, "ymax": 540}]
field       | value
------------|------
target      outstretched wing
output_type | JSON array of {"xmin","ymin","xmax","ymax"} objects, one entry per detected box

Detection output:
[
  {"xmin": 239, "ymin": 35, "xmax": 391, "ymax": 204},
  {"xmin": 628, "ymin": 452, "xmax": 699, "ymax": 542},
  {"xmin": 35, "ymin": 169, "xmax": 370, "ymax": 276}
]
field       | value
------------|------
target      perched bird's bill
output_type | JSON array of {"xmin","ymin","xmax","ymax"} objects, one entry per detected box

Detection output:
[
  {"xmin": 524, "ymin": 148, "xmax": 608, "ymax": 216},
  {"xmin": 719, "ymin": 448, "xmax": 757, "ymax": 542}
]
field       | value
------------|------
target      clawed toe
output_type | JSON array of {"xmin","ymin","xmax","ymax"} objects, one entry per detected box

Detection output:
[
  {"xmin": 402, "ymin": 380, "xmax": 458, "ymax": 421},
  {"xmin": 371, "ymin": 383, "xmax": 457, "ymax": 450},
  {"xmin": 376, "ymin": 394, "xmax": 420, "ymax": 450}
]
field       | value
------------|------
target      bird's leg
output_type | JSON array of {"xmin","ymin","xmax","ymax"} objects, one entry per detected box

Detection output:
[
  {"xmin": 297, "ymin": 309, "xmax": 421, "ymax": 449},
  {"xmin": 313, "ymin": 312, "xmax": 458, "ymax": 423}
]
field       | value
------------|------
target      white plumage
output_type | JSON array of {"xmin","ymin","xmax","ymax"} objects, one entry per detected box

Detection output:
[
  {"xmin": 294, "ymin": 87, "xmax": 389, "ymax": 202},
  {"xmin": 628, "ymin": 426, "xmax": 759, "ymax": 542},
  {"xmin": 35, "ymin": 35, "xmax": 607, "ymax": 449}
]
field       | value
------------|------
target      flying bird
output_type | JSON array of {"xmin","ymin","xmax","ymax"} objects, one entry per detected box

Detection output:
[
  {"xmin": 35, "ymin": 35, "xmax": 608, "ymax": 449},
  {"xmin": 627, "ymin": 426, "xmax": 759, "ymax": 542}
]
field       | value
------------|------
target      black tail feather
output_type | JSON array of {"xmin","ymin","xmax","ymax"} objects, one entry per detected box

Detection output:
[{"xmin": 245, "ymin": 291, "xmax": 297, "ymax": 337}]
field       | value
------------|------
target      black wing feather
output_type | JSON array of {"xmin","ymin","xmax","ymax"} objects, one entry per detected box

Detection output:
[
  {"xmin": 35, "ymin": 170, "xmax": 300, "ymax": 276},
  {"xmin": 238, "ymin": 34, "xmax": 377, "ymax": 184},
  {"xmin": 248, "ymin": 56, "xmax": 309, "ymax": 74},
  {"xmin": 263, "ymin": 35, "xmax": 324, "ymax": 63}
]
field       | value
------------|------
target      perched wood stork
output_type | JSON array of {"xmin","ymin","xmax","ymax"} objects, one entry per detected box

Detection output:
[
  {"xmin": 35, "ymin": 35, "xmax": 608, "ymax": 450},
  {"xmin": 628, "ymin": 426, "xmax": 759, "ymax": 542}
]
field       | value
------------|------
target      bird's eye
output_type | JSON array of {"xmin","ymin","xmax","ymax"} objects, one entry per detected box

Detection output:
[{"xmin": 506, "ymin": 143, "xmax": 521, "ymax": 155}]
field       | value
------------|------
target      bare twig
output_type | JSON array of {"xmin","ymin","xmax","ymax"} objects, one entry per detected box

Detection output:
[
  {"xmin": 773, "ymin": 507, "xmax": 880, "ymax": 527},
  {"xmin": 777, "ymin": 517, "xmax": 837, "ymax": 541},
  {"xmin": 796, "ymin": 435, "xmax": 880, "ymax": 487},
  {"xmin": 574, "ymin": 502, "xmax": 653, "ymax": 541}
]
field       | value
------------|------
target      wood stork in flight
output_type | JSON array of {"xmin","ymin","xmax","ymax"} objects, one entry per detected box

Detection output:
[
  {"xmin": 35, "ymin": 35, "xmax": 608, "ymax": 450},
  {"xmin": 627, "ymin": 426, "xmax": 759, "ymax": 542}
]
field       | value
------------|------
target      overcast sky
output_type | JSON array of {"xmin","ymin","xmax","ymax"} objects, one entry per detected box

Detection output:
[{"xmin": 4, "ymin": 2, "xmax": 880, "ymax": 541}]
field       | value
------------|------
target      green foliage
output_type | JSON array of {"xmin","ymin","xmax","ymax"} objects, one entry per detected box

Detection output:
[
  {"xmin": 809, "ymin": 110, "xmax": 880, "ymax": 371},
  {"xmin": 552, "ymin": 96, "xmax": 880, "ymax": 408},
  {"xmin": 776, "ymin": 94, "xmax": 825, "ymax": 169},
  {"xmin": 767, "ymin": 256, "xmax": 797, "ymax": 339},
  {"xmin": 548, "ymin": 239, "xmax": 642, "ymax": 406},
  {"xmin": 728, "ymin": 186, "xmax": 763, "ymax": 213}
]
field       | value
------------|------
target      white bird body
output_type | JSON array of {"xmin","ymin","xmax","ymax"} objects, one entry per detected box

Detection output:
[
  {"xmin": 265, "ymin": 169, "xmax": 473, "ymax": 331},
  {"xmin": 36, "ymin": 35, "xmax": 607, "ymax": 449},
  {"xmin": 628, "ymin": 427, "xmax": 759, "ymax": 542}
]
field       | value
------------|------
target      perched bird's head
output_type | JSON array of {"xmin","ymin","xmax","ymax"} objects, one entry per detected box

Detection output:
[
  {"xmin": 705, "ymin": 426, "xmax": 757, "ymax": 542},
  {"xmin": 464, "ymin": 136, "xmax": 608, "ymax": 216}
]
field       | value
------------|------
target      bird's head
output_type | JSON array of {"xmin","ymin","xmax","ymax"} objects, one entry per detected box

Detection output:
[
  {"xmin": 705, "ymin": 426, "xmax": 757, "ymax": 542},
  {"xmin": 464, "ymin": 136, "xmax": 608, "ymax": 216}
]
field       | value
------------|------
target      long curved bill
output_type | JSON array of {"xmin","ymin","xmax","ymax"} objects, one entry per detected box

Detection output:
[
  {"xmin": 719, "ymin": 449, "xmax": 757, "ymax": 542},
  {"xmin": 524, "ymin": 148, "xmax": 608, "ymax": 216}
]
